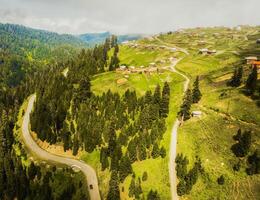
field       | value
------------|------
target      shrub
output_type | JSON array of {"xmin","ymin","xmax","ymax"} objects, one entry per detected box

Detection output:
[
  {"xmin": 217, "ymin": 175, "xmax": 225, "ymax": 185},
  {"xmin": 142, "ymin": 171, "xmax": 148, "ymax": 181}
]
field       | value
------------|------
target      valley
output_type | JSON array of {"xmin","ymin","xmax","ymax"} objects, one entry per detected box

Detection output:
[{"xmin": 0, "ymin": 23, "xmax": 259, "ymax": 200}]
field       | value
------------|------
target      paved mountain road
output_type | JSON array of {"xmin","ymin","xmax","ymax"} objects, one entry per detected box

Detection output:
[{"xmin": 22, "ymin": 94, "xmax": 101, "ymax": 200}]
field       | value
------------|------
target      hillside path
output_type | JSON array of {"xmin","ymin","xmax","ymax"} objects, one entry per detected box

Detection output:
[
  {"xmin": 154, "ymin": 36, "xmax": 190, "ymax": 55},
  {"xmin": 168, "ymin": 57, "xmax": 190, "ymax": 200},
  {"xmin": 22, "ymin": 94, "xmax": 101, "ymax": 200}
]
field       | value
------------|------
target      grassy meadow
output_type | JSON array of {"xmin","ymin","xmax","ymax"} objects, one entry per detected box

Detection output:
[
  {"xmin": 159, "ymin": 26, "xmax": 260, "ymax": 199},
  {"xmin": 91, "ymin": 68, "xmax": 186, "ymax": 198}
]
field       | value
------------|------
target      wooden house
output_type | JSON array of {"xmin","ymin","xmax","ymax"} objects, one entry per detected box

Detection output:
[{"xmin": 245, "ymin": 56, "xmax": 257, "ymax": 64}]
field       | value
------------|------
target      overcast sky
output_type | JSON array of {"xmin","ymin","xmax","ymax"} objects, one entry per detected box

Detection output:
[{"xmin": 0, "ymin": 0, "xmax": 259, "ymax": 35}]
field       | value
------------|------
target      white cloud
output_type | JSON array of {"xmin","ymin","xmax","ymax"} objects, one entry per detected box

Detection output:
[{"xmin": 0, "ymin": 0, "xmax": 259, "ymax": 34}]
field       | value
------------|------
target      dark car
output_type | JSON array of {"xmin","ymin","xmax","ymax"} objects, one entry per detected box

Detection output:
[{"xmin": 89, "ymin": 184, "xmax": 93, "ymax": 190}]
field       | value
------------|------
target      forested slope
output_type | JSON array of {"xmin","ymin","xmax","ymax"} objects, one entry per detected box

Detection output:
[
  {"xmin": 0, "ymin": 24, "xmax": 94, "ymax": 200},
  {"xmin": 0, "ymin": 23, "xmax": 87, "ymax": 62}
]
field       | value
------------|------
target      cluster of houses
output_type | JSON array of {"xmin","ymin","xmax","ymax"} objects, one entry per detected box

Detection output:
[
  {"xmin": 116, "ymin": 64, "xmax": 164, "ymax": 75},
  {"xmin": 126, "ymin": 43, "xmax": 177, "ymax": 52}
]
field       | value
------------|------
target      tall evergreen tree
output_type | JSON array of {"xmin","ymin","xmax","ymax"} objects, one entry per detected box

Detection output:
[
  {"xmin": 72, "ymin": 135, "xmax": 79, "ymax": 156},
  {"xmin": 178, "ymin": 89, "xmax": 192, "ymax": 120},
  {"xmin": 192, "ymin": 76, "xmax": 202, "ymax": 103},
  {"xmin": 246, "ymin": 149, "xmax": 260, "ymax": 175},
  {"xmin": 246, "ymin": 66, "xmax": 258, "ymax": 95},
  {"xmin": 160, "ymin": 82, "xmax": 170, "ymax": 117},
  {"xmin": 147, "ymin": 190, "xmax": 161, "ymax": 200},
  {"xmin": 128, "ymin": 175, "xmax": 136, "ymax": 197},
  {"xmin": 119, "ymin": 155, "xmax": 132, "ymax": 182},
  {"xmin": 153, "ymin": 84, "xmax": 161, "ymax": 105},
  {"xmin": 107, "ymin": 170, "xmax": 120, "ymax": 200},
  {"xmin": 228, "ymin": 66, "xmax": 243, "ymax": 87},
  {"xmin": 231, "ymin": 130, "xmax": 252, "ymax": 157}
]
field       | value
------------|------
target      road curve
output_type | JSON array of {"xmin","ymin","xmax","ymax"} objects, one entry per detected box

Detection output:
[
  {"xmin": 168, "ymin": 59, "xmax": 190, "ymax": 200},
  {"xmin": 22, "ymin": 94, "xmax": 101, "ymax": 200}
]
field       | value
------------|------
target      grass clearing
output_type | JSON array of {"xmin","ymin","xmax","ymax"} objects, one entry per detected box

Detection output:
[{"xmin": 91, "ymin": 66, "xmax": 186, "ymax": 198}]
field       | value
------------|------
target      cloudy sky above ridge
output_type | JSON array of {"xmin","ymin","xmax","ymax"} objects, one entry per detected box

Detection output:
[{"xmin": 0, "ymin": 0, "xmax": 259, "ymax": 34}]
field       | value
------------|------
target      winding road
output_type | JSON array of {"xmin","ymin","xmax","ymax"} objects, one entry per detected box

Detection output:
[
  {"xmin": 21, "ymin": 40, "xmax": 189, "ymax": 200},
  {"xmin": 168, "ymin": 58, "xmax": 190, "ymax": 200},
  {"xmin": 22, "ymin": 94, "xmax": 101, "ymax": 200}
]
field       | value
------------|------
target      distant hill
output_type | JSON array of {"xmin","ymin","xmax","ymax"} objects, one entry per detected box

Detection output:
[
  {"xmin": 0, "ymin": 23, "xmax": 143, "ymax": 60},
  {"xmin": 78, "ymin": 32, "xmax": 143, "ymax": 45},
  {"xmin": 0, "ymin": 23, "xmax": 87, "ymax": 47},
  {"xmin": 0, "ymin": 23, "xmax": 88, "ymax": 60}
]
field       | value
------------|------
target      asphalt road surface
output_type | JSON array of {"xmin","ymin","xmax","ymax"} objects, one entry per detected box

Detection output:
[{"xmin": 22, "ymin": 94, "xmax": 101, "ymax": 200}]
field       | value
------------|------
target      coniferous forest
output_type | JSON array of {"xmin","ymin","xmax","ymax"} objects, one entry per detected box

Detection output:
[
  {"xmin": 30, "ymin": 35, "xmax": 170, "ymax": 199},
  {"xmin": 0, "ymin": 11, "xmax": 260, "ymax": 200},
  {"xmin": 0, "ymin": 24, "xmax": 94, "ymax": 200}
]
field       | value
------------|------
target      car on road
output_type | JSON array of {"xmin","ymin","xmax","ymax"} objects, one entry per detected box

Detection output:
[{"xmin": 89, "ymin": 184, "xmax": 93, "ymax": 190}]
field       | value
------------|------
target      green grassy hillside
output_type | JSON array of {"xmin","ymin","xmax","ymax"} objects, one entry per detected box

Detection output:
[
  {"xmin": 155, "ymin": 26, "xmax": 260, "ymax": 199},
  {"xmin": 88, "ymin": 26, "xmax": 260, "ymax": 199}
]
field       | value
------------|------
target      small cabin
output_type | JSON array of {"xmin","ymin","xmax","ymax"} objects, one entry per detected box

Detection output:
[
  {"xmin": 199, "ymin": 49, "xmax": 216, "ymax": 55},
  {"xmin": 208, "ymin": 50, "xmax": 217, "ymax": 55},
  {"xmin": 119, "ymin": 65, "xmax": 127, "ymax": 70},
  {"xmin": 199, "ymin": 48, "xmax": 208, "ymax": 54},
  {"xmin": 192, "ymin": 111, "xmax": 202, "ymax": 117},
  {"xmin": 245, "ymin": 56, "xmax": 257, "ymax": 64}
]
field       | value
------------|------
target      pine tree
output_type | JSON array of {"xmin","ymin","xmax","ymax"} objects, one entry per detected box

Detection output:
[
  {"xmin": 142, "ymin": 171, "xmax": 148, "ymax": 181},
  {"xmin": 111, "ymin": 35, "xmax": 118, "ymax": 48},
  {"xmin": 160, "ymin": 82, "xmax": 170, "ymax": 118},
  {"xmin": 28, "ymin": 161, "xmax": 37, "ymax": 180},
  {"xmin": 153, "ymin": 85, "xmax": 161, "ymax": 105},
  {"xmin": 109, "ymin": 52, "xmax": 120, "ymax": 71},
  {"xmin": 160, "ymin": 94, "xmax": 169, "ymax": 118},
  {"xmin": 119, "ymin": 155, "xmax": 132, "ymax": 182},
  {"xmin": 192, "ymin": 76, "xmax": 202, "ymax": 103},
  {"xmin": 233, "ymin": 129, "xmax": 242, "ymax": 141},
  {"xmin": 144, "ymin": 90, "xmax": 153, "ymax": 105},
  {"xmin": 114, "ymin": 43, "xmax": 119, "ymax": 54},
  {"xmin": 231, "ymin": 130, "xmax": 252, "ymax": 157},
  {"xmin": 108, "ymin": 124, "xmax": 117, "ymax": 157},
  {"xmin": 62, "ymin": 131, "xmax": 71, "ymax": 152},
  {"xmin": 72, "ymin": 135, "xmax": 79, "ymax": 156},
  {"xmin": 228, "ymin": 66, "xmax": 243, "ymax": 87},
  {"xmin": 152, "ymin": 143, "xmax": 160, "ymax": 158},
  {"xmin": 75, "ymin": 77, "xmax": 92, "ymax": 103},
  {"xmin": 246, "ymin": 149, "xmax": 260, "ymax": 175},
  {"xmin": 178, "ymin": 89, "xmax": 192, "ymax": 120},
  {"xmin": 160, "ymin": 146, "xmax": 166, "ymax": 158},
  {"xmin": 100, "ymin": 147, "xmax": 109, "ymax": 171},
  {"xmin": 128, "ymin": 176, "xmax": 136, "ymax": 197},
  {"xmin": 217, "ymin": 175, "xmax": 225, "ymax": 185},
  {"xmin": 107, "ymin": 171, "xmax": 120, "ymax": 200},
  {"xmin": 246, "ymin": 66, "xmax": 258, "ymax": 95},
  {"xmin": 134, "ymin": 177, "xmax": 143, "ymax": 199},
  {"xmin": 147, "ymin": 190, "xmax": 160, "ymax": 200},
  {"xmin": 103, "ymin": 38, "xmax": 111, "ymax": 61},
  {"xmin": 0, "ymin": 129, "xmax": 5, "ymax": 199},
  {"xmin": 162, "ymin": 81, "xmax": 170, "ymax": 97}
]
